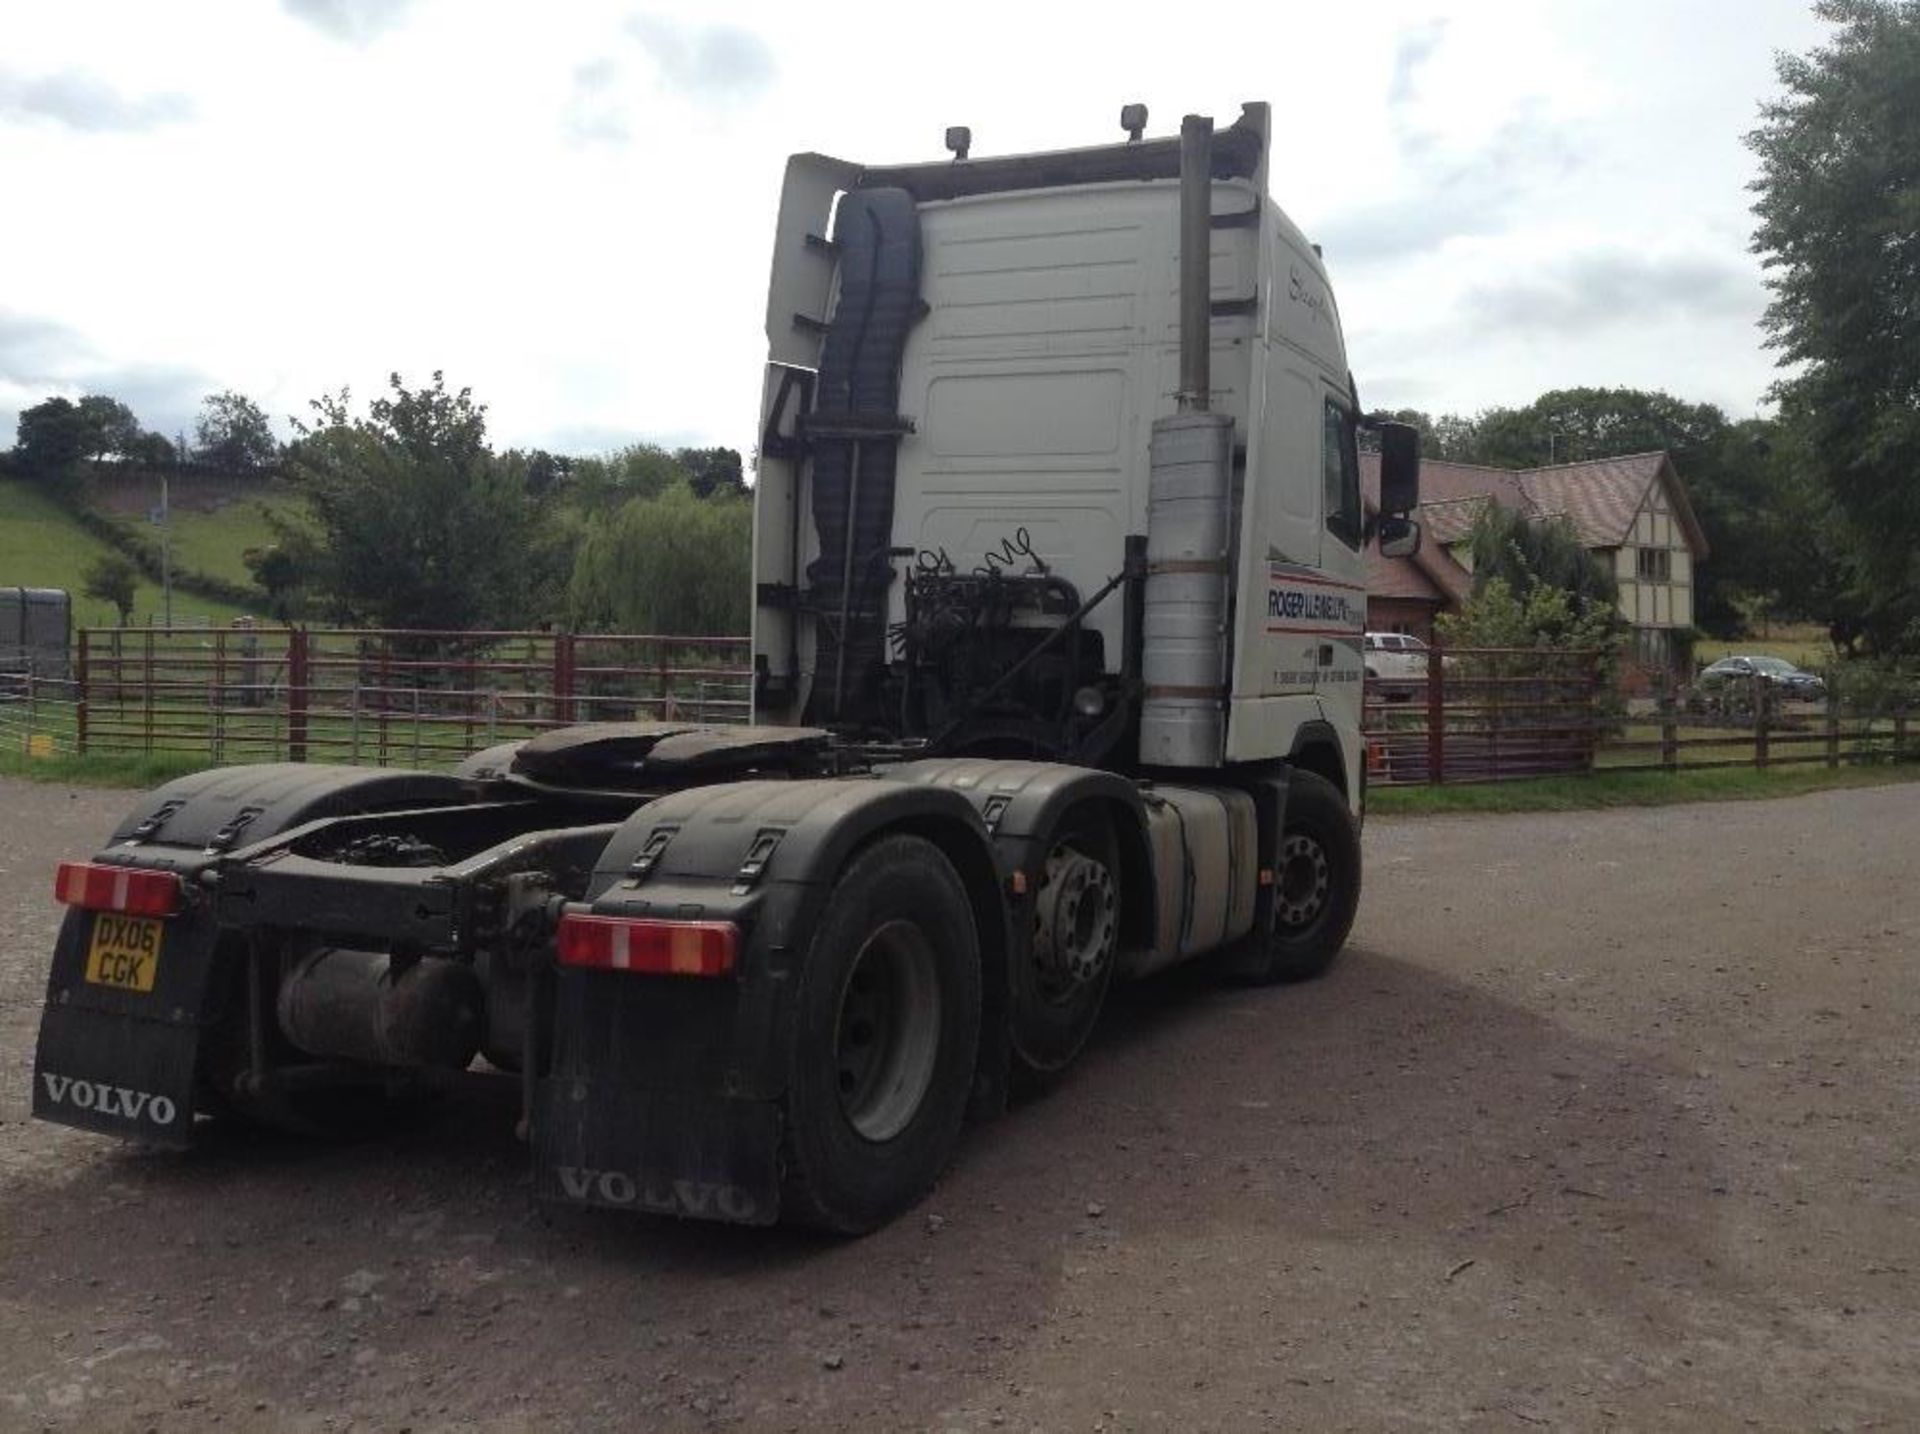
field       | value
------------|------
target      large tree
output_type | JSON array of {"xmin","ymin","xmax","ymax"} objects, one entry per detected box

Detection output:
[
  {"xmin": 75, "ymin": 396, "xmax": 142, "ymax": 461},
  {"xmin": 287, "ymin": 372, "xmax": 561, "ymax": 630},
  {"xmin": 194, "ymin": 390, "xmax": 279, "ymax": 471},
  {"xmin": 568, "ymin": 480, "xmax": 751, "ymax": 635},
  {"xmin": 1750, "ymin": 0, "xmax": 1920, "ymax": 654},
  {"xmin": 12, "ymin": 393, "xmax": 147, "ymax": 475}
]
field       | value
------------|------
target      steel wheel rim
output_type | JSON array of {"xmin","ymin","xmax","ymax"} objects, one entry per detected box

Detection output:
[
  {"xmin": 834, "ymin": 919, "xmax": 942, "ymax": 1143},
  {"xmin": 1275, "ymin": 832, "xmax": 1331, "ymax": 931}
]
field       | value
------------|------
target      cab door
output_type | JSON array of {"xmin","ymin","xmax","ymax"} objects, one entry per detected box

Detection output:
[{"xmin": 1307, "ymin": 388, "xmax": 1368, "ymax": 699}]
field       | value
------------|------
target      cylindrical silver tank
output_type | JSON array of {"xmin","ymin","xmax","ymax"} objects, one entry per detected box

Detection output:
[{"xmin": 1139, "ymin": 411, "xmax": 1234, "ymax": 767}]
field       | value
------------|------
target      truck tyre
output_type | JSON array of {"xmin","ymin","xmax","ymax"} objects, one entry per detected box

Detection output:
[
  {"xmin": 780, "ymin": 834, "xmax": 982, "ymax": 1234},
  {"xmin": 1012, "ymin": 807, "xmax": 1119, "ymax": 1078},
  {"xmin": 1242, "ymin": 770, "xmax": 1360, "ymax": 984}
]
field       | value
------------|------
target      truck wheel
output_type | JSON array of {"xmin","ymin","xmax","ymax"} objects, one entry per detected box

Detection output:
[
  {"xmin": 781, "ymin": 834, "xmax": 982, "ymax": 1234},
  {"xmin": 1242, "ymin": 770, "xmax": 1360, "ymax": 984},
  {"xmin": 1012, "ymin": 808, "xmax": 1119, "ymax": 1077}
]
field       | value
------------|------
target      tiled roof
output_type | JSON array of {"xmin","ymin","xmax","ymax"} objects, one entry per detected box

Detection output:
[
  {"xmin": 1361, "ymin": 448, "xmax": 1709, "ymax": 558},
  {"xmin": 1419, "ymin": 496, "xmax": 1494, "ymax": 546},
  {"xmin": 1516, "ymin": 453, "xmax": 1665, "ymax": 550}
]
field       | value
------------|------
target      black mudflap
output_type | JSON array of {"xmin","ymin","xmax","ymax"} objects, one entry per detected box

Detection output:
[
  {"xmin": 32, "ymin": 909, "xmax": 220, "ymax": 1149},
  {"xmin": 32, "ymin": 1003, "xmax": 201, "ymax": 1147},
  {"xmin": 533, "ymin": 1079, "xmax": 782, "ymax": 1226}
]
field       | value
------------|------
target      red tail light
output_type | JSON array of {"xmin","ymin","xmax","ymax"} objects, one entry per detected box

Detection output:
[
  {"xmin": 554, "ymin": 913, "xmax": 739, "ymax": 977},
  {"xmin": 53, "ymin": 861, "xmax": 184, "ymax": 917}
]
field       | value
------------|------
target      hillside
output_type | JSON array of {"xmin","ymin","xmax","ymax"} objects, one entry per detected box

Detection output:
[{"xmin": 0, "ymin": 477, "xmax": 294, "ymax": 628}]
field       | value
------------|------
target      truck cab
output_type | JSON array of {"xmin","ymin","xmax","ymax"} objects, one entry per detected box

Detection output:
[
  {"xmin": 31, "ymin": 104, "xmax": 1418, "ymax": 1235},
  {"xmin": 751, "ymin": 103, "xmax": 1419, "ymax": 802}
]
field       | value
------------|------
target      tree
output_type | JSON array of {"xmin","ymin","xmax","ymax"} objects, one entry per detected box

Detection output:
[
  {"xmin": 243, "ymin": 538, "xmax": 314, "ymax": 622},
  {"xmin": 501, "ymin": 447, "xmax": 572, "ymax": 497},
  {"xmin": 75, "ymin": 396, "xmax": 142, "ymax": 461},
  {"xmin": 82, "ymin": 553, "xmax": 140, "ymax": 626},
  {"xmin": 194, "ymin": 391, "xmax": 279, "ymax": 471},
  {"xmin": 1462, "ymin": 503, "xmax": 1620, "ymax": 621},
  {"xmin": 13, "ymin": 397, "xmax": 92, "ymax": 475},
  {"xmin": 286, "ymin": 373, "xmax": 562, "ymax": 630},
  {"xmin": 565, "ymin": 443, "xmax": 684, "ymax": 509},
  {"xmin": 568, "ymin": 480, "xmax": 751, "ymax": 635},
  {"xmin": 1750, "ymin": 0, "xmax": 1920, "ymax": 655},
  {"xmin": 123, "ymin": 430, "xmax": 177, "ymax": 466},
  {"xmin": 14, "ymin": 393, "xmax": 168, "ymax": 477},
  {"xmin": 674, "ymin": 446, "xmax": 746, "ymax": 500}
]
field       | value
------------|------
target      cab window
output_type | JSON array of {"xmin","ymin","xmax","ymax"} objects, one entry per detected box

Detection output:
[{"xmin": 1322, "ymin": 399, "xmax": 1363, "ymax": 549}]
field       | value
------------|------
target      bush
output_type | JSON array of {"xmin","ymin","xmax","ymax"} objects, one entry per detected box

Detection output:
[{"xmin": 568, "ymin": 481, "xmax": 750, "ymax": 635}]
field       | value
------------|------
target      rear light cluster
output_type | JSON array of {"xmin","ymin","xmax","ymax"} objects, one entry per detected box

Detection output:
[
  {"xmin": 53, "ymin": 861, "xmax": 184, "ymax": 917},
  {"xmin": 554, "ymin": 913, "xmax": 738, "ymax": 978}
]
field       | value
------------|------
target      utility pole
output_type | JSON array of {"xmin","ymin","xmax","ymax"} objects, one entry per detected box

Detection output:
[{"xmin": 160, "ymin": 472, "xmax": 173, "ymax": 629}]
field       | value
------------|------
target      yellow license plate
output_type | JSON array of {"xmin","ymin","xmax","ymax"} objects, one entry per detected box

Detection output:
[{"xmin": 85, "ymin": 915, "xmax": 164, "ymax": 993}]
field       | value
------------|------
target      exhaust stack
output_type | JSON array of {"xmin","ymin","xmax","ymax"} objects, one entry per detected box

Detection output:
[
  {"xmin": 1177, "ymin": 113, "xmax": 1213, "ymax": 413},
  {"xmin": 1139, "ymin": 111, "xmax": 1235, "ymax": 769}
]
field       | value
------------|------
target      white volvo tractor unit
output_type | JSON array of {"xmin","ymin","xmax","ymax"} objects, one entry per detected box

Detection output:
[{"xmin": 31, "ymin": 103, "xmax": 1421, "ymax": 1234}]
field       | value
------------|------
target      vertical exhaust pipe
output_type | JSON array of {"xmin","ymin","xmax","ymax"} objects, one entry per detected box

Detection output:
[
  {"xmin": 1177, "ymin": 113, "xmax": 1213, "ymax": 413},
  {"xmin": 1142, "ymin": 109, "xmax": 1234, "ymax": 768}
]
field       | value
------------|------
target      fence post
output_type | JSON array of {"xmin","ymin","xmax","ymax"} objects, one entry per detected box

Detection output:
[
  {"xmin": 1896, "ymin": 706, "xmax": 1910, "ymax": 763},
  {"xmin": 1826, "ymin": 698, "xmax": 1840, "ymax": 769},
  {"xmin": 1752, "ymin": 673, "xmax": 1769, "ymax": 770},
  {"xmin": 552, "ymin": 632, "xmax": 576, "ymax": 725},
  {"xmin": 76, "ymin": 629, "xmax": 88, "ymax": 755},
  {"xmin": 288, "ymin": 628, "xmax": 309, "ymax": 763},
  {"xmin": 1426, "ymin": 635, "xmax": 1445, "ymax": 784},
  {"xmin": 1661, "ymin": 681, "xmax": 1678, "ymax": 772},
  {"xmin": 142, "ymin": 627, "xmax": 155, "ymax": 755},
  {"xmin": 213, "ymin": 627, "xmax": 227, "ymax": 764}
]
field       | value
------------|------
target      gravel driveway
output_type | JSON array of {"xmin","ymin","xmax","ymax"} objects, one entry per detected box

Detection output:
[{"xmin": 1, "ymin": 777, "xmax": 1916, "ymax": 1431}]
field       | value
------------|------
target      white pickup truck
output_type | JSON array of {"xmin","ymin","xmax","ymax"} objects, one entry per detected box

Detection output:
[{"xmin": 1363, "ymin": 631, "xmax": 1440, "ymax": 685}]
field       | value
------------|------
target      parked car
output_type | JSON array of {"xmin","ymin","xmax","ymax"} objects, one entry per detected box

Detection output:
[
  {"xmin": 1698, "ymin": 654, "xmax": 1827, "ymax": 702},
  {"xmin": 1364, "ymin": 632, "xmax": 1449, "ymax": 693}
]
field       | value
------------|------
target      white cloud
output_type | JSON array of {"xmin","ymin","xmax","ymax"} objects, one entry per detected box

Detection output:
[
  {"xmin": 0, "ymin": 69, "xmax": 192, "ymax": 131},
  {"xmin": 279, "ymin": 0, "xmax": 417, "ymax": 45}
]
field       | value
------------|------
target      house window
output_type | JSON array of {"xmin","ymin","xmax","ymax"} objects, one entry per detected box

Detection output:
[
  {"xmin": 1633, "ymin": 628, "xmax": 1672, "ymax": 668},
  {"xmin": 1636, "ymin": 547, "xmax": 1671, "ymax": 582},
  {"xmin": 1322, "ymin": 400, "xmax": 1362, "ymax": 550}
]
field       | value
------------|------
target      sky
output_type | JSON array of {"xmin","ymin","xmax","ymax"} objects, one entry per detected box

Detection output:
[{"xmin": 0, "ymin": 0, "xmax": 1832, "ymax": 462}]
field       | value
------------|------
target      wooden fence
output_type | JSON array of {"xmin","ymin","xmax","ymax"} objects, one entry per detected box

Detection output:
[
  {"xmin": 1364, "ymin": 642, "xmax": 1918, "ymax": 785},
  {"xmin": 67, "ymin": 625, "xmax": 752, "ymax": 766},
  {"xmin": 8, "ymin": 628, "xmax": 1917, "ymax": 783}
]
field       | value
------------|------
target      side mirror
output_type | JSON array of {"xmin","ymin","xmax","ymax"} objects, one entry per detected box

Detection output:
[
  {"xmin": 1378, "ymin": 514, "xmax": 1421, "ymax": 559},
  {"xmin": 1378, "ymin": 422, "xmax": 1421, "ymax": 514}
]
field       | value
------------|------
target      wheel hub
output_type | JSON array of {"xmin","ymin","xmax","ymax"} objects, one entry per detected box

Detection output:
[
  {"xmin": 834, "ymin": 920, "xmax": 941, "ymax": 1143},
  {"xmin": 1031, "ymin": 848, "xmax": 1118, "ymax": 997},
  {"xmin": 1274, "ymin": 832, "xmax": 1331, "ymax": 930}
]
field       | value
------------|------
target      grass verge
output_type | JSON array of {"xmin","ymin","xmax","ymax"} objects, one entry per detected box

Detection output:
[
  {"xmin": 1369, "ymin": 761, "xmax": 1920, "ymax": 816},
  {"xmin": 0, "ymin": 748, "xmax": 217, "ymax": 789}
]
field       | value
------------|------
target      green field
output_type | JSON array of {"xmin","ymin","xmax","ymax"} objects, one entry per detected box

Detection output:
[
  {"xmin": 166, "ymin": 493, "xmax": 308, "ymax": 587},
  {"xmin": 0, "ymin": 478, "xmax": 285, "ymax": 627}
]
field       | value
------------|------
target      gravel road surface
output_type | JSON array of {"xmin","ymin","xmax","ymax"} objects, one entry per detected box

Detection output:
[{"xmin": 1, "ymin": 777, "xmax": 1916, "ymax": 1431}]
